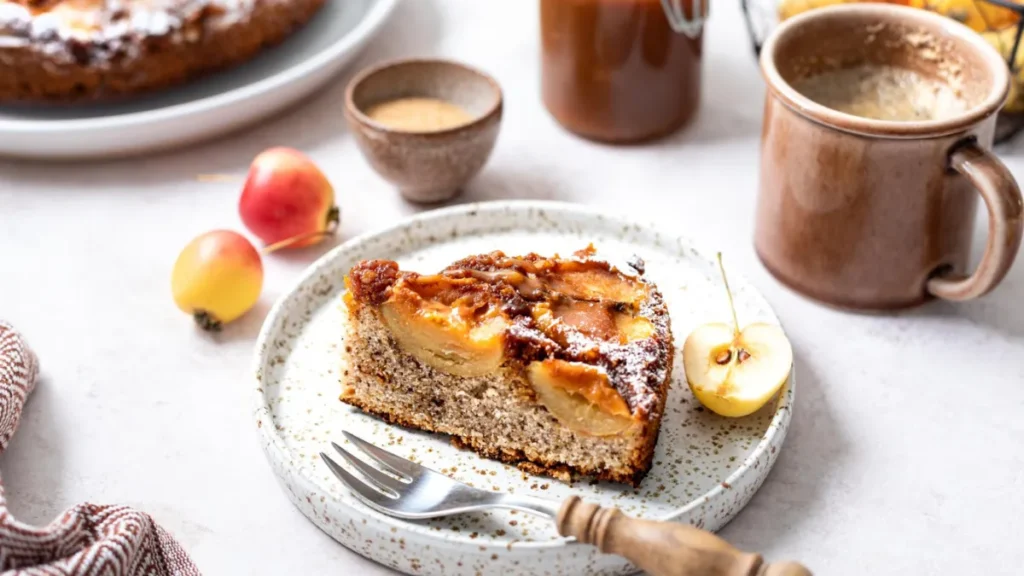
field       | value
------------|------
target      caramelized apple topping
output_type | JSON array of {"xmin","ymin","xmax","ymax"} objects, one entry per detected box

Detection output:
[
  {"xmin": 614, "ymin": 313, "xmax": 655, "ymax": 342},
  {"xmin": 444, "ymin": 250, "xmax": 648, "ymax": 305},
  {"xmin": 552, "ymin": 301, "xmax": 618, "ymax": 341},
  {"xmin": 545, "ymin": 269, "xmax": 646, "ymax": 304},
  {"xmin": 345, "ymin": 260, "xmax": 399, "ymax": 305},
  {"xmin": 345, "ymin": 248, "xmax": 672, "ymax": 418}
]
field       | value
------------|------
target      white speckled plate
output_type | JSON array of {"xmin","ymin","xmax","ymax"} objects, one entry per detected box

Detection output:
[{"xmin": 253, "ymin": 201, "xmax": 794, "ymax": 576}]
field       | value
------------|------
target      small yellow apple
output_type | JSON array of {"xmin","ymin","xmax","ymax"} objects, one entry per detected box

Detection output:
[{"xmin": 171, "ymin": 230, "xmax": 264, "ymax": 331}]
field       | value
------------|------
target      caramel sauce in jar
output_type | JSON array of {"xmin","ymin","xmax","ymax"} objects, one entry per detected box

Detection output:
[{"xmin": 540, "ymin": 0, "xmax": 704, "ymax": 143}]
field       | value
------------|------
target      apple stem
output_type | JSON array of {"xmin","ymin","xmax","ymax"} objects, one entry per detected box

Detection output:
[
  {"xmin": 715, "ymin": 252, "xmax": 741, "ymax": 337},
  {"xmin": 261, "ymin": 209, "xmax": 341, "ymax": 254},
  {"xmin": 193, "ymin": 310, "xmax": 223, "ymax": 332},
  {"xmin": 326, "ymin": 205, "xmax": 341, "ymax": 227},
  {"xmin": 261, "ymin": 230, "xmax": 332, "ymax": 254},
  {"xmin": 196, "ymin": 173, "xmax": 244, "ymax": 183}
]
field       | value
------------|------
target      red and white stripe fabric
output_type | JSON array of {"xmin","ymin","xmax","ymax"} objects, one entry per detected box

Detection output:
[{"xmin": 0, "ymin": 321, "xmax": 201, "ymax": 575}]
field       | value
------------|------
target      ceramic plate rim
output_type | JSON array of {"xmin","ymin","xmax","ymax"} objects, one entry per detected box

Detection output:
[
  {"xmin": 0, "ymin": 0, "xmax": 398, "ymax": 133},
  {"xmin": 252, "ymin": 199, "xmax": 795, "ymax": 551}
]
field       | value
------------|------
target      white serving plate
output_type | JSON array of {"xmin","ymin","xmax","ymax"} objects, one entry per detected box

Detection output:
[
  {"xmin": 0, "ymin": 0, "xmax": 396, "ymax": 160},
  {"xmin": 253, "ymin": 201, "xmax": 795, "ymax": 576}
]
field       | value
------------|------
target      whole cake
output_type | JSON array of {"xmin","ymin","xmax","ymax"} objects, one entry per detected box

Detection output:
[
  {"xmin": 0, "ymin": 0, "xmax": 326, "ymax": 102},
  {"xmin": 340, "ymin": 247, "xmax": 673, "ymax": 486}
]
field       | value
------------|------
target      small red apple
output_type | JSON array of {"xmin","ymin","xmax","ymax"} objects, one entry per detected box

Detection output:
[{"xmin": 239, "ymin": 147, "xmax": 339, "ymax": 250}]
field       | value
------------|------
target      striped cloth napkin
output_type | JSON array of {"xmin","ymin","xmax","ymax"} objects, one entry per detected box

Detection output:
[{"xmin": 0, "ymin": 321, "xmax": 201, "ymax": 575}]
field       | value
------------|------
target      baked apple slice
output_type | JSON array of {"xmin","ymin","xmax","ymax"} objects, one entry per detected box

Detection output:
[
  {"xmin": 380, "ymin": 298, "xmax": 506, "ymax": 378},
  {"xmin": 527, "ymin": 359, "xmax": 634, "ymax": 437}
]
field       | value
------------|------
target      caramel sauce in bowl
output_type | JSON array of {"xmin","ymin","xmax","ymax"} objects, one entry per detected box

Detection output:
[
  {"xmin": 364, "ymin": 97, "xmax": 474, "ymax": 132},
  {"xmin": 344, "ymin": 58, "xmax": 503, "ymax": 203}
]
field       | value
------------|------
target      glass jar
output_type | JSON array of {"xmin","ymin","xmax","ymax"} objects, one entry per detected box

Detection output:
[{"xmin": 540, "ymin": 0, "xmax": 706, "ymax": 143}]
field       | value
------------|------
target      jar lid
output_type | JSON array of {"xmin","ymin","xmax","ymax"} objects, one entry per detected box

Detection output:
[{"xmin": 660, "ymin": 0, "xmax": 707, "ymax": 38}]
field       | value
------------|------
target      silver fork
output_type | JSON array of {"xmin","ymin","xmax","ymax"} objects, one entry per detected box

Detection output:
[{"xmin": 321, "ymin": 431, "xmax": 812, "ymax": 576}]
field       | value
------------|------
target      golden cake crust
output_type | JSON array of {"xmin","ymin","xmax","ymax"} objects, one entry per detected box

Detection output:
[{"xmin": 0, "ymin": 0, "xmax": 326, "ymax": 102}]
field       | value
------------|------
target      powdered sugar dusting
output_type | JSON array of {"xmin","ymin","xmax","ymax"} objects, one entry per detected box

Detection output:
[{"xmin": 0, "ymin": 0, "xmax": 261, "ymax": 66}]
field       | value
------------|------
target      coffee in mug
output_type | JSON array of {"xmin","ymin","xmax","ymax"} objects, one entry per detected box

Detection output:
[{"xmin": 756, "ymin": 4, "xmax": 1024, "ymax": 310}]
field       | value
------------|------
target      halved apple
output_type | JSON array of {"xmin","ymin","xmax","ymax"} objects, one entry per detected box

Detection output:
[
  {"xmin": 380, "ymin": 299, "xmax": 505, "ymax": 377},
  {"xmin": 526, "ymin": 359, "xmax": 634, "ymax": 436},
  {"xmin": 683, "ymin": 254, "xmax": 793, "ymax": 418},
  {"xmin": 683, "ymin": 322, "xmax": 792, "ymax": 417}
]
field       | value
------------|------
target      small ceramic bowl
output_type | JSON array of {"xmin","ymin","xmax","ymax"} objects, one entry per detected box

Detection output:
[{"xmin": 344, "ymin": 58, "xmax": 503, "ymax": 203}]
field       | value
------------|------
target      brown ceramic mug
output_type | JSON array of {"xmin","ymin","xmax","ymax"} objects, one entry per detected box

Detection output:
[{"xmin": 755, "ymin": 4, "xmax": 1024, "ymax": 310}]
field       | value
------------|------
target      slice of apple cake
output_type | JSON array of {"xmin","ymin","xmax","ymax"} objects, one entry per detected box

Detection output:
[{"xmin": 340, "ymin": 246, "xmax": 672, "ymax": 486}]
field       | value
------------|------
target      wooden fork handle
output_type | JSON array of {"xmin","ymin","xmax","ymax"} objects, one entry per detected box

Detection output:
[{"xmin": 556, "ymin": 496, "xmax": 811, "ymax": 576}]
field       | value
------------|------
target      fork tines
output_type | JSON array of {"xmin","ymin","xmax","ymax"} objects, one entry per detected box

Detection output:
[{"xmin": 319, "ymin": 431, "xmax": 416, "ymax": 505}]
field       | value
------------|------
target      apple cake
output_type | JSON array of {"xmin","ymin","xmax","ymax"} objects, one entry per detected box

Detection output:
[
  {"xmin": 340, "ymin": 246, "xmax": 673, "ymax": 486},
  {"xmin": 0, "ymin": 0, "xmax": 326, "ymax": 102}
]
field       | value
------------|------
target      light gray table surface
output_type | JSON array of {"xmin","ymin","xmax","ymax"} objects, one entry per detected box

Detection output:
[{"xmin": 2, "ymin": 1, "xmax": 1023, "ymax": 574}]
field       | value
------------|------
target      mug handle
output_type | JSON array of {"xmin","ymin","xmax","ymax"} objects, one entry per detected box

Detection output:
[{"xmin": 926, "ymin": 139, "xmax": 1024, "ymax": 301}]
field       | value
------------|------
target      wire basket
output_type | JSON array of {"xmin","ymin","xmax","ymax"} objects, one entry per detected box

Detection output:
[{"xmin": 740, "ymin": 0, "xmax": 1024, "ymax": 142}]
